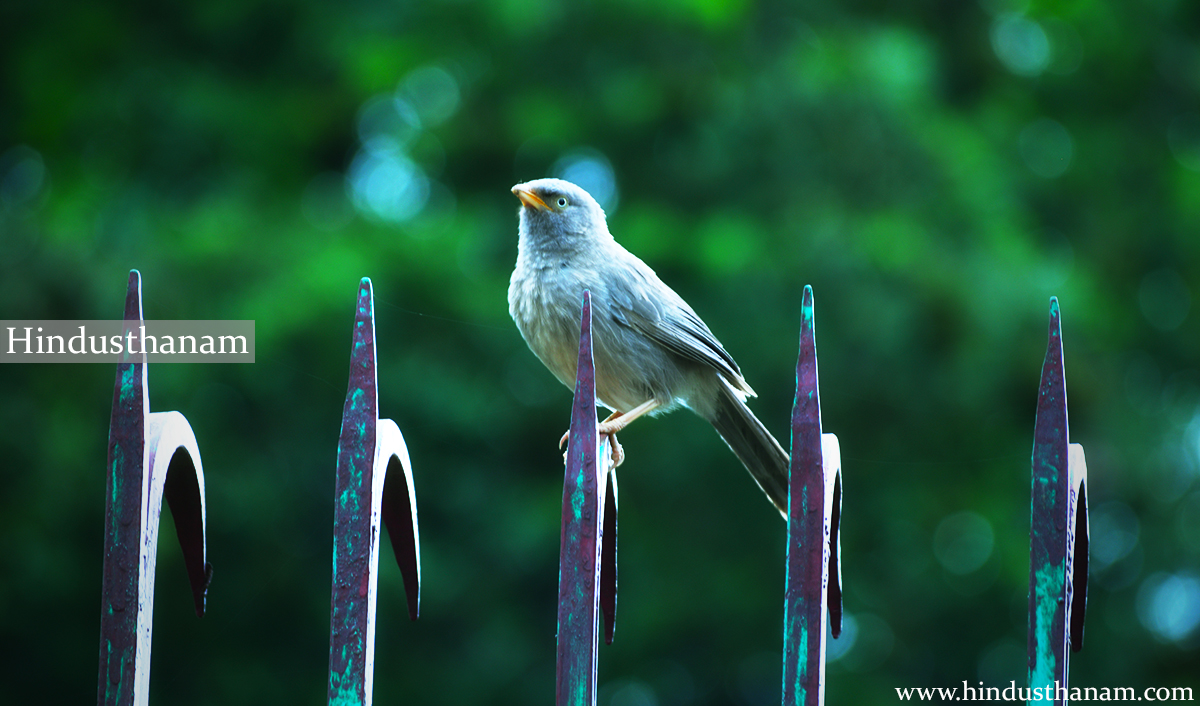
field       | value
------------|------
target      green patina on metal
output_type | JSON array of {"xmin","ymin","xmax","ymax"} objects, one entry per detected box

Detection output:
[
  {"xmin": 101, "ymin": 641, "xmax": 113, "ymax": 696},
  {"xmin": 101, "ymin": 645, "xmax": 128, "ymax": 703},
  {"xmin": 1034, "ymin": 471, "xmax": 1056, "ymax": 512},
  {"xmin": 328, "ymin": 647, "xmax": 363, "ymax": 706},
  {"xmin": 329, "ymin": 686, "xmax": 361, "ymax": 706},
  {"xmin": 784, "ymin": 609, "xmax": 810, "ymax": 705},
  {"xmin": 571, "ymin": 471, "xmax": 585, "ymax": 522},
  {"xmin": 782, "ymin": 479, "xmax": 813, "ymax": 705},
  {"xmin": 567, "ymin": 676, "xmax": 589, "ymax": 706},
  {"xmin": 329, "ymin": 667, "xmax": 362, "ymax": 706},
  {"xmin": 109, "ymin": 365, "xmax": 139, "ymax": 533},
  {"xmin": 348, "ymin": 387, "xmax": 367, "ymax": 413},
  {"xmin": 108, "ymin": 455, "xmax": 123, "ymax": 534},
  {"xmin": 340, "ymin": 600, "xmax": 357, "ymax": 626},
  {"xmin": 116, "ymin": 652, "xmax": 129, "ymax": 701},
  {"xmin": 120, "ymin": 360, "xmax": 138, "ymax": 396},
  {"xmin": 1030, "ymin": 560, "xmax": 1065, "ymax": 688},
  {"xmin": 337, "ymin": 458, "xmax": 367, "ymax": 516}
]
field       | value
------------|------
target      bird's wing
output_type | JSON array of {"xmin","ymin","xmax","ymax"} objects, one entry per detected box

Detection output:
[{"xmin": 606, "ymin": 255, "xmax": 756, "ymax": 397}]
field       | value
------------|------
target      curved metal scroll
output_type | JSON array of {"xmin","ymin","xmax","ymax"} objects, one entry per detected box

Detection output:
[
  {"xmin": 98, "ymin": 270, "xmax": 211, "ymax": 706},
  {"xmin": 328, "ymin": 277, "xmax": 421, "ymax": 706}
]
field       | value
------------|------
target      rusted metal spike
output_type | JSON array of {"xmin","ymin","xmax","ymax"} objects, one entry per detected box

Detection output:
[
  {"xmin": 328, "ymin": 278, "xmax": 421, "ymax": 706},
  {"xmin": 556, "ymin": 291, "xmax": 616, "ymax": 706},
  {"xmin": 1028, "ymin": 297, "xmax": 1088, "ymax": 703},
  {"xmin": 783, "ymin": 285, "xmax": 842, "ymax": 706},
  {"xmin": 98, "ymin": 270, "xmax": 210, "ymax": 706},
  {"xmin": 98, "ymin": 272, "xmax": 149, "ymax": 706}
]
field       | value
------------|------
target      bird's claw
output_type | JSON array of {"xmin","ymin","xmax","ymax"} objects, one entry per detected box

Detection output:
[
  {"xmin": 559, "ymin": 429, "xmax": 625, "ymax": 467},
  {"xmin": 606, "ymin": 433, "xmax": 625, "ymax": 466}
]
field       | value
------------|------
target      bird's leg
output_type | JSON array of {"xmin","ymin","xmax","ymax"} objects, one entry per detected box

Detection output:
[
  {"xmin": 604, "ymin": 433, "xmax": 625, "ymax": 467},
  {"xmin": 557, "ymin": 402, "xmax": 657, "ymax": 467},
  {"xmin": 558, "ymin": 409, "xmax": 629, "ymax": 449},
  {"xmin": 594, "ymin": 400, "xmax": 659, "ymax": 466},
  {"xmin": 559, "ymin": 428, "xmax": 626, "ymax": 466},
  {"xmin": 597, "ymin": 399, "xmax": 660, "ymax": 435},
  {"xmin": 594, "ymin": 411, "xmax": 626, "ymax": 465}
]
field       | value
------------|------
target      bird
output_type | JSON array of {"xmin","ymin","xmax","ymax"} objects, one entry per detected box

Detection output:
[{"xmin": 507, "ymin": 177, "xmax": 790, "ymax": 518}]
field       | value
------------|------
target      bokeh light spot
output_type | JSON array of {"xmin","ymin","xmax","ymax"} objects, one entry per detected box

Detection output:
[
  {"xmin": 991, "ymin": 14, "xmax": 1050, "ymax": 77},
  {"xmin": 553, "ymin": 148, "xmax": 619, "ymax": 212},
  {"xmin": 399, "ymin": 65, "xmax": 461, "ymax": 127},
  {"xmin": 735, "ymin": 651, "xmax": 778, "ymax": 705},
  {"xmin": 1139, "ymin": 268, "xmax": 1192, "ymax": 332},
  {"xmin": 977, "ymin": 638, "xmax": 1026, "ymax": 687},
  {"xmin": 1089, "ymin": 502, "xmax": 1140, "ymax": 571},
  {"xmin": 1179, "ymin": 490, "xmax": 1200, "ymax": 553},
  {"xmin": 0, "ymin": 145, "xmax": 47, "ymax": 212},
  {"xmin": 1187, "ymin": 415, "xmax": 1200, "ymax": 478},
  {"xmin": 1137, "ymin": 571, "xmax": 1200, "ymax": 644},
  {"xmin": 357, "ymin": 94, "xmax": 419, "ymax": 149},
  {"xmin": 933, "ymin": 511, "xmax": 995, "ymax": 575},
  {"xmin": 839, "ymin": 613, "xmax": 894, "ymax": 672},
  {"xmin": 827, "ymin": 612, "xmax": 858, "ymax": 662},
  {"xmin": 1044, "ymin": 18, "xmax": 1083, "ymax": 75},
  {"xmin": 608, "ymin": 680, "xmax": 658, "ymax": 706},
  {"xmin": 348, "ymin": 149, "xmax": 430, "ymax": 223},
  {"xmin": 1019, "ymin": 118, "xmax": 1073, "ymax": 178},
  {"xmin": 347, "ymin": 68, "xmax": 459, "ymax": 226}
]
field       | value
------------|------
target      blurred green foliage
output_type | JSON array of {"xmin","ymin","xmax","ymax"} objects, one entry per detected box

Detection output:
[{"xmin": 2, "ymin": 0, "xmax": 1199, "ymax": 703}]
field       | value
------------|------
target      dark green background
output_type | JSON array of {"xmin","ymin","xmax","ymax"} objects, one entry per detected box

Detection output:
[{"xmin": 2, "ymin": 0, "xmax": 1198, "ymax": 703}]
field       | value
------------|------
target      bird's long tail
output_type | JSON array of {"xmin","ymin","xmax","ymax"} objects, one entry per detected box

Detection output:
[{"xmin": 709, "ymin": 379, "xmax": 790, "ymax": 519}]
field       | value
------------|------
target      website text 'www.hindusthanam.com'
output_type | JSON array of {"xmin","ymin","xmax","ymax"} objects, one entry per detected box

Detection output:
[{"xmin": 896, "ymin": 682, "xmax": 1194, "ymax": 701}]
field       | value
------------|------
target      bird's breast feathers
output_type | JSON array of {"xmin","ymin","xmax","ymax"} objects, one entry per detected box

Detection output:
[{"xmin": 508, "ymin": 264, "xmax": 589, "ymax": 387}]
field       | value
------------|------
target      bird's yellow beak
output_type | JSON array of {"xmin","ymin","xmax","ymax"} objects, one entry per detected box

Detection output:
[{"xmin": 512, "ymin": 184, "xmax": 548, "ymax": 211}]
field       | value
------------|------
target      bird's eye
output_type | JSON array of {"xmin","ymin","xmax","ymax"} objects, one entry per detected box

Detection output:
[{"xmin": 557, "ymin": 197, "xmax": 568, "ymax": 208}]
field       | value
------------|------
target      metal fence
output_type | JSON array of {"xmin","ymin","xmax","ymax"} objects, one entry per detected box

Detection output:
[{"xmin": 94, "ymin": 272, "xmax": 1088, "ymax": 706}]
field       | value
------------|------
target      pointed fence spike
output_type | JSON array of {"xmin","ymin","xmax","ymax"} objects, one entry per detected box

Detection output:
[
  {"xmin": 1028, "ymin": 297, "xmax": 1089, "ymax": 703},
  {"xmin": 556, "ymin": 291, "xmax": 617, "ymax": 706},
  {"xmin": 328, "ymin": 277, "xmax": 421, "ymax": 706},
  {"xmin": 782, "ymin": 285, "xmax": 843, "ymax": 706},
  {"xmin": 98, "ymin": 270, "xmax": 209, "ymax": 706}
]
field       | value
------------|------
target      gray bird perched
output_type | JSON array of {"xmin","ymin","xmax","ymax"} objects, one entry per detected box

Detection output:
[{"xmin": 508, "ymin": 177, "xmax": 790, "ymax": 518}]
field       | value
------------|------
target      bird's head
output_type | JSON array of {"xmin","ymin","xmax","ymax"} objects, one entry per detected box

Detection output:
[{"xmin": 511, "ymin": 178, "xmax": 610, "ymax": 250}]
